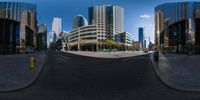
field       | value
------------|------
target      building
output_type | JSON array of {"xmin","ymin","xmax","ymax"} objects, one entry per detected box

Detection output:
[
  {"xmin": 68, "ymin": 25, "xmax": 106, "ymax": 51},
  {"xmin": 47, "ymin": 31, "xmax": 54, "ymax": 47},
  {"xmin": 59, "ymin": 31, "xmax": 69, "ymax": 51},
  {"xmin": 37, "ymin": 24, "xmax": 47, "ymax": 51},
  {"xmin": 138, "ymin": 27, "xmax": 144, "ymax": 49},
  {"xmin": 133, "ymin": 41, "xmax": 141, "ymax": 51},
  {"xmin": 144, "ymin": 40, "xmax": 146, "ymax": 48},
  {"xmin": 118, "ymin": 32, "xmax": 134, "ymax": 51},
  {"xmin": 49, "ymin": 31, "xmax": 57, "ymax": 50},
  {"xmin": 49, "ymin": 31, "xmax": 57, "ymax": 44},
  {"xmin": 47, "ymin": 32, "xmax": 51, "ymax": 48},
  {"xmin": 0, "ymin": 2, "xmax": 37, "ymax": 54},
  {"xmin": 88, "ymin": 5, "xmax": 124, "ymax": 40},
  {"xmin": 67, "ymin": 5, "xmax": 125, "ymax": 51},
  {"xmin": 73, "ymin": 15, "xmax": 88, "ymax": 29},
  {"xmin": 52, "ymin": 17, "xmax": 62, "ymax": 37},
  {"xmin": 155, "ymin": 2, "xmax": 200, "ymax": 54},
  {"xmin": 119, "ymin": 32, "xmax": 133, "ymax": 46}
]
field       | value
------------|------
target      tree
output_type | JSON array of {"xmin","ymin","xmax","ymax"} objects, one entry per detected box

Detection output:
[
  {"xmin": 115, "ymin": 42, "xmax": 121, "ymax": 50},
  {"xmin": 106, "ymin": 39, "xmax": 116, "ymax": 49}
]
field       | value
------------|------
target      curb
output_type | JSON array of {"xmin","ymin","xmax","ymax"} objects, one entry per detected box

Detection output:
[
  {"xmin": 148, "ymin": 53, "xmax": 200, "ymax": 92},
  {"xmin": 59, "ymin": 51, "xmax": 121, "ymax": 66},
  {"xmin": 0, "ymin": 53, "xmax": 47, "ymax": 93},
  {"xmin": 62, "ymin": 51, "xmax": 146, "ymax": 59},
  {"xmin": 59, "ymin": 51, "xmax": 146, "ymax": 66}
]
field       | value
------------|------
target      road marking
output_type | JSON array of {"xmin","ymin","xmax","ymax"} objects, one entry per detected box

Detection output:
[
  {"xmin": 121, "ymin": 58, "xmax": 131, "ymax": 61},
  {"xmin": 58, "ymin": 54, "xmax": 70, "ymax": 60}
]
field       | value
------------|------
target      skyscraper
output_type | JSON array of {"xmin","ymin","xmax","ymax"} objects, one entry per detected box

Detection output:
[
  {"xmin": 144, "ymin": 40, "xmax": 146, "ymax": 48},
  {"xmin": 0, "ymin": 2, "xmax": 37, "ymax": 54},
  {"xmin": 73, "ymin": 15, "xmax": 88, "ymax": 29},
  {"xmin": 88, "ymin": 5, "xmax": 124, "ymax": 40},
  {"xmin": 138, "ymin": 27, "xmax": 144, "ymax": 49},
  {"xmin": 52, "ymin": 17, "xmax": 62, "ymax": 38},
  {"xmin": 37, "ymin": 24, "xmax": 47, "ymax": 51},
  {"xmin": 139, "ymin": 27, "xmax": 144, "ymax": 42}
]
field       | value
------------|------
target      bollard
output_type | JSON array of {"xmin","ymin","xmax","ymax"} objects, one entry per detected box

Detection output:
[{"xmin": 29, "ymin": 57, "xmax": 36, "ymax": 69}]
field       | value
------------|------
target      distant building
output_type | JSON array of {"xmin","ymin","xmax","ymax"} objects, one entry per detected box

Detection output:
[
  {"xmin": 52, "ymin": 17, "xmax": 62, "ymax": 37},
  {"xmin": 138, "ymin": 27, "xmax": 144, "ymax": 49},
  {"xmin": 119, "ymin": 32, "xmax": 133, "ymax": 46},
  {"xmin": 144, "ymin": 40, "xmax": 146, "ymax": 48},
  {"xmin": 0, "ymin": 2, "xmax": 37, "ymax": 54},
  {"xmin": 59, "ymin": 31, "xmax": 69, "ymax": 51},
  {"xmin": 47, "ymin": 32, "xmax": 51, "ymax": 48},
  {"xmin": 73, "ymin": 15, "xmax": 88, "ymax": 29},
  {"xmin": 49, "ymin": 31, "xmax": 57, "ymax": 50},
  {"xmin": 62, "ymin": 31, "xmax": 69, "ymax": 41},
  {"xmin": 52, "ymin": 32, "xmax": 57, "ymax": 44},
  {"xmin": 133, "ymin": 41, "xmax": 141, "ymax": 51},
  {"xmin": 37, "ymin": 24, "xmax": 47, "ymax": 51},
  {"xmin": 49, "ymin": 31, "xmax": 57, "ymax": 44},
  {"xmin": 88, "ymin": 5, "xmax": 124, "ymax": 40}
]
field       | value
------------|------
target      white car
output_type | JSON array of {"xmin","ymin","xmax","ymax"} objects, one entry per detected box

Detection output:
[{"xmin": 25, "ymin": 47, "xmax": 34, "ymax": 53}]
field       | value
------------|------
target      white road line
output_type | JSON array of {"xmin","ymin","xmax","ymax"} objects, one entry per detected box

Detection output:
[
  {"xmin": 58, "ymin": 54, "xmax": 70, "ymax": 60},
  {"xmin": 121, "ymin": 58, "xmax": 131, "ymax": 61}
]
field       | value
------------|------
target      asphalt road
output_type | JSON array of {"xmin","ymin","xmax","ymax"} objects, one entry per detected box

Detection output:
[{"xmin": 0, "ymin": 51, "xmax": 200, "ymax": 100}]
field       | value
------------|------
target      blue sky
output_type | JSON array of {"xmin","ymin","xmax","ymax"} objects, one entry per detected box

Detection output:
[{"xmin": 2, "ymin": 0, "xmax": 195, "ymax": 43}]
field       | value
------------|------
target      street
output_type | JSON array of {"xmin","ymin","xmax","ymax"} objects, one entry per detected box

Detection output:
[{"xmin": 0, "ymin": 51, "xmax": 200, "ymax": 100}]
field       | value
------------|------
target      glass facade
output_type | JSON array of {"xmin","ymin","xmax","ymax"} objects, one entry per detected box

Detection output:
[
  {"xmin": 0, "ymin": 2, "xmax": 37, "ymax": 54},
  {"xmin": 155, "ymin": 2, "xmax": 200, "ymax": 54},
  {"xmin": 73, "ymin": 15, "xmax": 88, "ymax": 29},
  {"xmin": 37, "ymin": 24, "xmax": 47, "ymax": 51},
  {"xmin": 138, "ymin": 27, "xmax": 144, "ymax": 48},
  {"xmin": 0, "ymin": 19, "xmax": 20, "ymax": 54},
  {"xmin": 138, "ymin": 27, "xmax": 144, "ymax": 42}
]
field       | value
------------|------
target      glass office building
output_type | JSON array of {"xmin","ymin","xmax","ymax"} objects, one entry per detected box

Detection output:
[
  {"xmin": 73, "ymin": 15, "xmax": 88, "ymax": 29},
  {"xmin": 138, "ymin": 27, "xmax": 144, "ymax": 49},
  {"xmin": 0, "ymin": 2, "xmax": 37, "ymax": 54},
  {"xmin": 37, "ymin": 24, "xmax": 47, "ymax": 51},
  {"xmin": 155, "ymin": 2, "xmax": 200, "ymax": 54}
]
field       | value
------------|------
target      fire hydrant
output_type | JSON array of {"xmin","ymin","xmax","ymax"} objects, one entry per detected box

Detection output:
[{"xmin": 30, "ymin": 57, "xmax": 36, "ymax": 69}]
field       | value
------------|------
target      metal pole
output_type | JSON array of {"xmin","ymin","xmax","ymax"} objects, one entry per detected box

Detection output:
[{"xmin": 92, "ymin": 44, "xmax": 93, "ymax": 52}]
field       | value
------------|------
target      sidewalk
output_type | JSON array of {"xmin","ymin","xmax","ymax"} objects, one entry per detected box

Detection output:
[
  {"xmin": 150, "ymin": 52, "xmax": 200, "ymax": 91},
  {"xmin": 0, "ymin": 51, "xmax": 46, "ymax": 92},
  {"xmin": 63, "ymin": 51, "xmax": 147, "ymax": 58}
]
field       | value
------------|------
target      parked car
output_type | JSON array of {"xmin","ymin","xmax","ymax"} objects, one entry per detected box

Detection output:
[
  {"xmin": 143, "ymin": 49, "xmax": 148, "ymax": 53},
  {"xmin": 25, "ymin": 47, "xmax": 34, "ymax": 53}
]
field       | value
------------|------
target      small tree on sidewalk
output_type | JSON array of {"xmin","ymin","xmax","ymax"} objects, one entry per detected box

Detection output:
[{"xmin": 106, "ymin": 39, "xmax": 113, "ymax": 49}]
